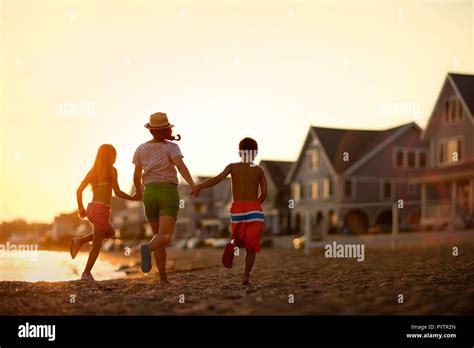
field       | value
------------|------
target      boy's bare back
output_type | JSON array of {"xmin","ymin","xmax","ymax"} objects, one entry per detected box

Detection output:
[{"xmin": 229, "ymin": 162, "xmax": 263, "ymax": 202}]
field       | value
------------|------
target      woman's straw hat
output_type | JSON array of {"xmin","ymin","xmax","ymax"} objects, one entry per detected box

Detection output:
[{"xmin": 144, "ymin": 112, "xmax": 174, "ymax": 129}]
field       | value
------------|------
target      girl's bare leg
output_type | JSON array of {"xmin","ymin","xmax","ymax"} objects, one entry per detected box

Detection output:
[
  {"xmin": 84, "ymin": 230, "xmax": 106, "ymax": 273},
  {"xmin": 242, "ymin": 249, "xmax": 256, "ymax": 285},
  {"xmin": 79, "ymin": 233, "xmax": 94, "ymax": 247},
  {"xmin": 147, "ymin": 217, "xmax": 176, "ymax": 283}
]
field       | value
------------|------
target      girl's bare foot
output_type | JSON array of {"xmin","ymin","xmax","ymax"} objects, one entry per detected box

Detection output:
[
  {"xmin": 160, "ymin": 277, "xmax": 169, "ymax": 284},
  {"xmin": 81, "ymin": 272, "xmax": 95, "ymax": 281},
  {"xmin": 70, "ymin": 237, "xmax": 81, "ymax": 259}
]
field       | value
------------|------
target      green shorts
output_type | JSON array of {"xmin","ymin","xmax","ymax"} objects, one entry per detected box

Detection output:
[{"xmin": 143, "ymin": 183, "xmax": 180, "ymax": 221}]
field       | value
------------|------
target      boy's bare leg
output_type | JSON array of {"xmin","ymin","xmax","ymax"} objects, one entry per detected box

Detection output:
[{"xmin": 242, "ymin": 249, "xmax": 256, "ymax": 285}]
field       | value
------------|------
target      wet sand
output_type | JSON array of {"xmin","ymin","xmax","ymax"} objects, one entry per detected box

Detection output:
[{"xmin": 0, "ymin": 241, "xmax": 473, "ymax": 315}]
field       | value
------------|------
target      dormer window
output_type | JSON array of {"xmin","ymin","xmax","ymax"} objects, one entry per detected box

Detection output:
[
  {"xmin": 444, "ymin": 97, "xmax": 464, "ymax": 124},
  {"xmin": 306, "ymin": 149, "xmax": 320, "ymax": 172},
  {"xmin": 438, "ymin": 137, "xmax": 463, "ymax": 165}
]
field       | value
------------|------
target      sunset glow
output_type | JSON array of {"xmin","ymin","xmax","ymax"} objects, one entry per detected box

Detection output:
[{"xmin": 1, "ymin": 0, "xmax": 473, "ymax": 222}]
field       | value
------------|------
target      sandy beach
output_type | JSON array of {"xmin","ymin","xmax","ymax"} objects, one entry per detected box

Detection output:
[{"xmin": 0, "ymin": 237, "xmax": 473, "ymax": 316}]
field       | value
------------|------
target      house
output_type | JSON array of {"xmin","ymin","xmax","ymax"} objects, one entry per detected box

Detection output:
[
  {"xmin": 411, "ymin": 73, "xmax": 474, "ymax": 229},
  {"xmin": 50, "ymin": 212, "xmax": 85, "ymax": 241},
  {"xmin": 111, "ymin": 198, "xmax": 148, "ymax": 239},
  {"xmin": 285, "ymin": 122, "xmax": 427, "ymax": 237},
  {"xmin": 259, "ymin": 160, "xmax": 293, "ymax": 235},
  {"xmin": 176, "ymin": 177, "xmax": 231, "ymax": 239}
]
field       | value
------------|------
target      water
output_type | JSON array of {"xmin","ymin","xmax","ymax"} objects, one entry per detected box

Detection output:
[{"xmin": 0, "ymin": 251, "xmax": 126, "ymax": 282}]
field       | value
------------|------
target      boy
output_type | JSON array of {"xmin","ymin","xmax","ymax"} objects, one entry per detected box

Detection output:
[{"xmin": 192, "ymin": 137, "xmax": 267, "ymax": 285}]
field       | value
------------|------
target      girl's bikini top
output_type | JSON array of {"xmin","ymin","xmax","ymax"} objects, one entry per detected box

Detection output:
[{"xmin": 94, "ymin": 182, "xmax": 110, "ymax": 188}]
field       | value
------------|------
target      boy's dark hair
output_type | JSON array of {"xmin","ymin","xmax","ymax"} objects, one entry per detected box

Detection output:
[{"xmin": 239, "ymin": 137, "xmax": 258, "ymax": 151}]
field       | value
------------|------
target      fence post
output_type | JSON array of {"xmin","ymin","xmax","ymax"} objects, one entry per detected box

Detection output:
[
  {"xmin": 305, "ymin": 210, "xmax": 311, "ymax": 256},
  {"xmin": 392, "ymin": 202, "xmax": 399, "ymax": 235}
]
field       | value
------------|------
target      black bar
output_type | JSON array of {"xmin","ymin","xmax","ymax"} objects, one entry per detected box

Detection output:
[{"xmin": 0, "ymin": 316, "xmax": 472, "ymax": 346}]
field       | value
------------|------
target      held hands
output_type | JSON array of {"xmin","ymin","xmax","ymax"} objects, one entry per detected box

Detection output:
[
  {"xmin": 132, "ymin": 192, "xmax": 143, "ymax": 201},
  {"xmin": 78, "ymin": 206, "xmax": 87, "ymax": 219},
  {"xmin": 191, "ymin": 184, "xmax": 201, "ymax": 197}
]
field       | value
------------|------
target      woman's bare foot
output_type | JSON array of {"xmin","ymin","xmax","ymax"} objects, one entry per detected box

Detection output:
[
  {"xmin": 242, "ymin": 275, "xmax": 250, "ymax": 285},
  {"xmin": 160, "ymin": 277, "xmax": 169, "ymax": 284}
]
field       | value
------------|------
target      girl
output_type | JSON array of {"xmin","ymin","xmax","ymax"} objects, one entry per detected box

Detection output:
[
  {"xmin": 133, "ymin": 112, "xmax": 195, "ymax": 284},
  {"xmin": 73, "ymin": 144, "xmax": 137, "ymax": 281}
]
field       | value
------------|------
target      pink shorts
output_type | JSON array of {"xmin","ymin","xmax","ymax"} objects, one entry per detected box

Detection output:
[{"xmin": 86, "ymin": 202, "xmax": 111, "ymax": 231}]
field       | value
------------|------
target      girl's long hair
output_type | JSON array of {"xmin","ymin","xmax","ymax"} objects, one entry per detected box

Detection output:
[
  {"xmin": 88, "ymin": 144, "xmax": 116, "ymax": 187},
  {"xmin": 150, "ymin": 127, "xmax": 181, "ymax": 141}
]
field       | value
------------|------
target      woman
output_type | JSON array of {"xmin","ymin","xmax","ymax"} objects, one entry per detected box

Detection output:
[{"xmin": 133, "ymin": 112, "xmax": 195, "ymax": 283}]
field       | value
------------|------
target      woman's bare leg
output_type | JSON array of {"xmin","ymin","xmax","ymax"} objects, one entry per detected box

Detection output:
[
  {"xmin": 148, "ymin": 221, "xmax": 167, "ymax": 283},
  {"xmin": 154, "ymin": 248, "xmax": 168, "ymax": 283},
  {"xmin": 147, "ymin": 217, "xmax": 176, "ymax": 283}
]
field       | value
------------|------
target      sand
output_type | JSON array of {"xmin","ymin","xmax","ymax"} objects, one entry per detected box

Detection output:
[{"xmin": 0, "ymin": 241, "xmax": 473, "ymax": 315}]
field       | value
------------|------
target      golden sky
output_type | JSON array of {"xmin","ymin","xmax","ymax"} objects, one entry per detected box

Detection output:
[{"xmin": 1, "ymin": 0, "xmax": 473, "ymax": 222}]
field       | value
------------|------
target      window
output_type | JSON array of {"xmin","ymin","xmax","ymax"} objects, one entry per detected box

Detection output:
[
  {"xmin": 194, "ymin": 203, "xmax": 205, "ymax": 213},
  {"xmin": 382, "ymin": 181, "xmax": 392, "ymax": 200},
  {"xmin": 407, "ymin": 152, "xmax": 416, "ymax": 168},
  {"xmin": 439, "ymin": 142, "xmax": 446, "ymax": 164},
  {"xmin": 457, "ymin": 139, "xmax": 463, "ymax": 161},
  {"xmin": 419, "ymin": 152, "xmax": 427, "ymax": 168},
  {"xmin": 311, "ymin": 182, "xmax": 319, "ymax": 200},
  {"xmin": 395, "ymin": 148, "xmax": 428, "ymax": 169},
  {"xmin": 344, "ymin": 180, "xmax": 352, "ymax": 198},
  {"xmin": 439, "ymin": 137, "xmax": 463, "ymax": 165},
  {"xmin": 323, "ymin": 178, "xmax": 333, "ymax": 198},
  {"xmin": 396, "ymin": 150, "xmax": 404, "ymax": 167},
  {"xmin": 445, "ymin": 97, "xmax": 464, "ymax": 124},
  {"xmin": 292, "ymin": 183, "xmax": 301, "ymax": 202},
  {"xmin": 306, "ymin": 149, "xmax": 320, "ymax": 172}
]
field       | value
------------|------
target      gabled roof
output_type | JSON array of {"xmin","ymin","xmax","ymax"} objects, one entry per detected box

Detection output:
[
  {"xmin": 423, "ymin": 73, "xmax": 474, "ymax": 139},
  {"xmin": 448, "ymin": 73, "xmax": 474, "ymax": 118},
  {"xmin": 260, "ymin": 160, "xmax": 293, "ymax": 188},
  {"xmin": 286, "ymin": 122, "xmax": 418, "ymax": 183},
  {"xmin": 311, "ymin": 124, "xmax": 409, "ymax": 174}
]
